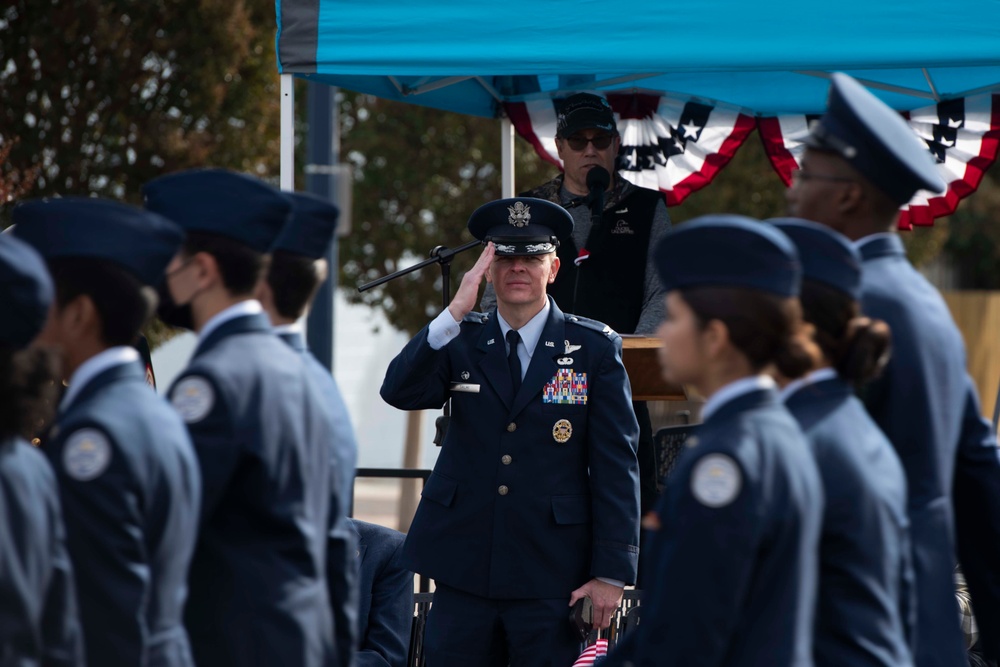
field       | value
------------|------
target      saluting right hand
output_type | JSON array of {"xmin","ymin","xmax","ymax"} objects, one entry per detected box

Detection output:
[{"xmin": 447, "ymin": 242, "xmax": 495, "ymax": 322}]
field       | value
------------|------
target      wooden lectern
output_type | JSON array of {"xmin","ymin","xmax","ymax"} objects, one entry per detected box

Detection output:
[{"xmin": 619, "ymin": 335, "xmax": 687, "ymax": 401}]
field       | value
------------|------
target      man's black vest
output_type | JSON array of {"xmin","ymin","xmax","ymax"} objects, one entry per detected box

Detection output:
[{"xmin": 547, "ymin": 188, "xmax": 661, "ymax": 334}]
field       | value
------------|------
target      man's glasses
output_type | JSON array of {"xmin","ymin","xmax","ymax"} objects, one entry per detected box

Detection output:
[
  {"xmin": 791, "ymin": 169, "xmax": 855, "ymax": 185},
  {"xmin": 564, "ymin": 134, "xmax": 615, "ymax": 151}
]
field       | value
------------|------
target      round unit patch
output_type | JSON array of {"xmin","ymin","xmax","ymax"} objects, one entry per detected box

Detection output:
[
  {"xmin": 63, "ymin": 428, "xmax": 112, "ymax": 481},
  {"xmin": 171, "ymin": 376, "xmax": 215, "ymax": 423},
  {"xmin": 690, "ymin": 454, "xmax": 742, "ymax": 508},
  {"xmin": 552, "ymin": 419, "xmax": 573, "ymax": 443}
]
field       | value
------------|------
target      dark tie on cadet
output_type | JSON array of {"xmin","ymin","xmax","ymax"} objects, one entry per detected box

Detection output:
[{"xmin": 506, "ymin": 329, "xmax": 522, "ymax": 395}]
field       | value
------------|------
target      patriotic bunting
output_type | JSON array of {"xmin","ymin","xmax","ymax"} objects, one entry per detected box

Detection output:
[
  {"xmin": 759, "ymin": 95, "xmax": 1000, "ymax": 229},
  {"xmin": 505, "ymin": 94, "xmax": 755, "ymax": 206},
  {"xmin": 508, "ymin": 93, "xmax": 999, "ymax": 228}
]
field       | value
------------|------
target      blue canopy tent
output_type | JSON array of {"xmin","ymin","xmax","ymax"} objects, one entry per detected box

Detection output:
[{"xmin": 274, "ymin": 0, "xmax": 1000, "ymax": 227}]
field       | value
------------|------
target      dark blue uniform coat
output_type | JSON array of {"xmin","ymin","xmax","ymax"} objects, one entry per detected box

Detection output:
[
  {"xmin": 277, "ymin": 329, "xmax": 360, "ymax": 667},
  {"xmin": 380, "ymin": 298, "xmax": 641, "ymax": 599},
  {"xmin": 858, "ymin": 235, "xmax": 1000, "ymax": 666},
  {"xmin": 169, "ymin": 313, "xmax": 336, "ymax": 667},
  {"xmin": 49, "ymin": 360, "xmax": 201, "ymax": 667},
  {"xmin": 351, "ymin": 519, "xmax": 413, "ymax": 667},
  {"xmin": 0, "ymin": 437, "xmax": 83, "ymax": 666},
  {"xmin": 785, "ymin": 376, "xmax": 914, "ymax": 667},
  {"xmin": 607, "ymin": 387, "xmax": 823, "ymax": 667}
]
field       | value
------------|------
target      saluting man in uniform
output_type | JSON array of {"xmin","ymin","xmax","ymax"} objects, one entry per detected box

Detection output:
[
  {"xmin": 260, "ymin": 191, "xmax": 361, "ymax": 667},
  {"xmin": 381, "ymin": 197, "xmax": 641, "ymax": 667},
  {"xmin": 12, "ymin": 198, "xmax": 202, "ymax": 667},
  {"xmin": 0, "ymin": 233, "xmax": 84, "ymax": 666},
  {"xmin": 787, "ymin": 73, "xmax": 1000, "ymax": 667},
  {"xmin": 144, "ymin": 170, "xmax": 341, "ymax": 667}
]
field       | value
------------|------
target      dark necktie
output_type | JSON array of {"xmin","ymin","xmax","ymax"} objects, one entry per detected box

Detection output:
[{"xmin": 506, "ymin": 329, "xmax": 522, "ymax": 395}]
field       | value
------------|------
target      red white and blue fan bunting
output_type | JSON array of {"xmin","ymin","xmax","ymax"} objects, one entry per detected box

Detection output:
[
  {"xmin": 505, "ymin": 94, "xmax": 755, "ymax": 206},
  {"xmin": 759, "ymin": 95, "xmax": 1000, "ymax": 229}
]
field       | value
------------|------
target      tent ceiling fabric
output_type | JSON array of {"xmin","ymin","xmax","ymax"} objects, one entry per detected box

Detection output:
[{"xmin": 277, "ymin": 0, "xmax": 1000, "ymax": 118}]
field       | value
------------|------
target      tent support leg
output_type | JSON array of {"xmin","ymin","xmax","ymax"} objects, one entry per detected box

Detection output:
[
  {"xmin": 501, "ymin": 116, "xmax": 515, "ymax": 197},
  {"xmin": 280, "ymin": 74, "xmax": 295, "ymax": 191}
]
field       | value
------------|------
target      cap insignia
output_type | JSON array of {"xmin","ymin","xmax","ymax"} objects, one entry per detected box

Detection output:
[{"xmin": 508, "ymin": 201, "xmax": 531, "ymax": 228}]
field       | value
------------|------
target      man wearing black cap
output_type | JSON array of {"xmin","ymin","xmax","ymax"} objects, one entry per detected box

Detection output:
[
  {"xmin": 260, "ymin": 191, "xmax": 361, "ymax": 667},
  {"xmin": 486, "ymin": 91, "xmax": 671, "ymax": 524},
  {"xmin": 144, "ymin": 169, "xmax": 341, "ymax": 667},
  {"xmin": 381, "ymin": 197, "xmax": 640, "ymax": 667},
  {"xmin": 12, "ymin": 198, "xmax": 202, "ymax": 667},
  {"xmin": 787, "ymin": 72, "xmax": 1000, "ymax": 667}
]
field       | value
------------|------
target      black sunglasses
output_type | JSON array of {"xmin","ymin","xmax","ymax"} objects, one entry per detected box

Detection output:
[{"xmin": 564, "ymin": 134, "xmax": 615, "ymax": 151}]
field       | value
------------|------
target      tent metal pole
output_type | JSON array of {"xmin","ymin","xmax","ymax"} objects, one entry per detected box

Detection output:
[
  {"xmin": 280, "ymin": 74, "xmax": 295, "ymax": 191},
  {"xmin": 501, "ymin": 116, "xmax": 515, "ymax": 197}
]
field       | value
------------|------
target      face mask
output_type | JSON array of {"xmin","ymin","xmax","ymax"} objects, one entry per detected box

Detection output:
[{"xmin": 156, "ymin": 280, "xmax": 195, "ymax": 331}]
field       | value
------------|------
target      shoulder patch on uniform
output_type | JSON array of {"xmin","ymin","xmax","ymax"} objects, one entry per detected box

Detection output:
[
  {"xmin": 462, "ymin": 311, "xmax": 489, "ymax": 324},
  {"xmin": 565, "ymin": 314, "xmax": 618, "ymax": 338},
  {"xmin": 63, "ymin": 428, "xmax": 112, "ymax": 481},
  {"xmin": 690, "ymin": 454, "xmax": 742, "ymax": 508},
  {"xmin": 171, "ymin": 376, "xmax": 215, "ymax": 423}
]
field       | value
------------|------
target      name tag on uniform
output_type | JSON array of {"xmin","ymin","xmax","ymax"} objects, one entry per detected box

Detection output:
[{"xmin": 450, "ymin": 382, "xmax": 481, "ymax": 393}]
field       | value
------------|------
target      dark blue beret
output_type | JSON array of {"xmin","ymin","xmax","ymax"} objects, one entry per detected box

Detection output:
[
  {"xmin": 0, "ymin": 233, "xmax": 53, "ymax": 348},
  {"xmin": 143, "ymin": 169, "xmax": 290, "ymax": 253},
  {"xmin": 768, "ymin": 218, "xmax": 861, "ymax": 300},
  {"xmin": 655, "ymin": 215, "xmax": 801, "ymax": 297},
  {"xmin": 272, "ymin": 192, "xmax": 339, "ymax": 259},
  {"xmin": 468, "ymin": 197, "xmax": 573, "ymax": 256},
  {"xmin": 12, "ymin": 197, "xmax": 184, "ymax": 286},
  {"xmin": 803, "ymin": 73, "xmax": 945, "ymax": 205}
]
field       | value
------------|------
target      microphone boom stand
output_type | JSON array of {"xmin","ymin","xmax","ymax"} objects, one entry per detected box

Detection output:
[{"xmin": 359, "ymin": 238, "xmax": 483, "ymax": 445}]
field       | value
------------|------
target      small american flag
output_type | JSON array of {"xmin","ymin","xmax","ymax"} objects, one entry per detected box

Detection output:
[{"xmin": 572, "ymin": 638, "xmax": 608, "ymax": 666}]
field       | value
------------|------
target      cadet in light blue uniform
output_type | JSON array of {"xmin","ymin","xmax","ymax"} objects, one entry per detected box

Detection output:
[
  {"xmin": 787, "ymin": 72, "xmax": 1000, "ymax": 667},
  {"xmin": 261, "ymin": 191, "xmax": 361, "ymax": 667},
  {"xmin": 772, "ymin": 219, "xmax": 914, "ymax": 667},
  {"xmin": 13, "ymin": 198, "xmax": 201, "ymax": 667},
  {"xmin": 606, "ymin": 216, "xmax": 823, "ymax": 667},
  {"xmin": 0, "ymin": 233, "xmax": 83, "ymax": 667},
  {"xmin": 145, "ymin": 169, "xmax": 339, "ymax": 667},
  {"xmin": 382, "ymin": 198, "xmax": 640, "ymax": 667}
]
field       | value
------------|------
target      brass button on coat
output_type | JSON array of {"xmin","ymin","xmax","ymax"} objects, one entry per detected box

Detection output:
[
  {"xmin": 501, "ymin": 455, "xmax": 512, "ymax": 465},
  {"xmin": 507, "ymin": 422, "xmax": 517, "ymax": 432},
  {"xmin": 498, "ymin": 485, "xmax": 509, "ymax": 496}
]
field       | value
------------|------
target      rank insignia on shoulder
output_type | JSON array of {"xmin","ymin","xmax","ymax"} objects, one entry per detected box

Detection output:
[
  {"xmin": 63, "ymin": 428, "xmax": 112, "ymax": 481},
  {"xmin": 552, "ymin": 419, "xmax": 573, "ymax": 443},
  {"xmin": 171, "ymin": 376, "xmax": 215, "ymax": 424},
  {"xmin": 690, "ymin": 454, "xmax": 742, "ymax": 508}
]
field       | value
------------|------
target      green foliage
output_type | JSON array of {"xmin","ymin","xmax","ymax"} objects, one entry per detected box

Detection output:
[
  {"xmin": 1, "ymin": 0, "xmax": 282, "ymax": 347},
  {"xmin": 943, "ymin": 170, "xmax": 1000, "ymax": 287},
  {"xmin": 0, "ymin": 0, "xmax": 281, "ymax": 213},
  {"xmin": 669, "ymin": 136, "xmax": 789, "ymax": 223},
  {"xmin": 337, "ymin": 93, "xmax": 555, "ymax": 336}
]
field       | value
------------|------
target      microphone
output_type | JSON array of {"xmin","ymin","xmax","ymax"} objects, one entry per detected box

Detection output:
[
  {"xmin": 586, "ymin": 166, "xmax": 610, "ymax": 231},
  {"xmin": 586, "ymin": 167, "xmax": 611, "ymax": 211}
]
